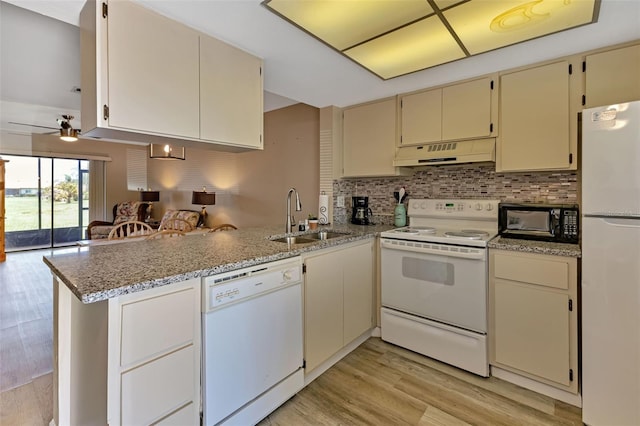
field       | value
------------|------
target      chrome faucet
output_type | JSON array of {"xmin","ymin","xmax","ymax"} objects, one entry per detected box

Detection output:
[{"xmin": 285, "ymin": 188, "xmax": 302, "ymax": 233}]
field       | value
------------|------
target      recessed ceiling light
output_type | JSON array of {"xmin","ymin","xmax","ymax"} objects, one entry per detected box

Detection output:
[{"xmin": 263, "ymin": 0, "xmax": 600, "ymax": 79}]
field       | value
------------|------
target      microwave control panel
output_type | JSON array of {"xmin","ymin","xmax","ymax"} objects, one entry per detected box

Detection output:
[{"xmin": 563, "ymin": 210, "xmax": 579, "ymax": 238}]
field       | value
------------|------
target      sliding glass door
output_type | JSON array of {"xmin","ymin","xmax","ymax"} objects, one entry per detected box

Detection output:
[{"xmin": 3, "ymin": 155, "xmax": 90, "ymax": 251}]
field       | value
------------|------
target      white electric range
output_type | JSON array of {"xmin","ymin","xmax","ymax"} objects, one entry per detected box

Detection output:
[{"xmin": 380, "ymin": 198, "xmax": 500, "ymax": 377}]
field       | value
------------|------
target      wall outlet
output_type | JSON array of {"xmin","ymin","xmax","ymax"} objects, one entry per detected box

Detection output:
[{"xmin": 337, "ymin": 196, "xmax": 345, "ymax": 208}]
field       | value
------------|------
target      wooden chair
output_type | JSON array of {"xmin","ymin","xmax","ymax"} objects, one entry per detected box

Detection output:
[
  {"xmin": 107, "ymin": 221, "xmax": 154, "ymax": 240},
  {"xmin": 145, "ymin": 230, "xmax": 186, "ymax": 240},
  {"xmin": 209, "ymin": 224, "xmax": 237, "ymax": 232},
  {"xmin": 87, "ymin": 202, "xmax": 149, "ymax": 239},
  {"xmin": 158, "ymin": 218, "xmax": 194, "ymax": 232}
]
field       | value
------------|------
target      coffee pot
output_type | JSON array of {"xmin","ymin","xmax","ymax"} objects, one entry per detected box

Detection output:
[{"xmin": 351, "ymin": 196, "xmax": 373, "ymax": 225}]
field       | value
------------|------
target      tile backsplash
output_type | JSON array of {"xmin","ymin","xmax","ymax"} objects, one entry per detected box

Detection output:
[{"xmin": 333, "ymin": 164, "xmax": 578, "ymax": 225}]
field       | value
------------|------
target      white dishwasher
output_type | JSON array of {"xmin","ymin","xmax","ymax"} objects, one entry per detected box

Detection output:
[{"xmin": 202, "ymin": 257, "xmax": 304, "ymax": 426}]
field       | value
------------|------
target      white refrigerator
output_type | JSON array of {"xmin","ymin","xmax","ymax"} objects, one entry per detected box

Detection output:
[{"xmin": 581, "ymin": 100, "xmax": 640, "ymax": 426}]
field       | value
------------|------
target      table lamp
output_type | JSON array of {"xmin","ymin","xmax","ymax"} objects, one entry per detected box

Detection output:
[
  {"xmin": 140, "ymin": 190, "xmax": 160, "ymax": 222},
  {"xmin": 192, "ymin": 187, "xmax": 216, "ymax": 221}
]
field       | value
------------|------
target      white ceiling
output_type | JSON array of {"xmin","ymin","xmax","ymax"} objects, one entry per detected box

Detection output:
[{"xmin": 1, "ymin": 0, "xmax": 639, "ymax": 136}]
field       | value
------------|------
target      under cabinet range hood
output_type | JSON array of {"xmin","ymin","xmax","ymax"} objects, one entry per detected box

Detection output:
[{"xmin": 393, "ymin": 138, "xmax": 495, "ymax": 167}]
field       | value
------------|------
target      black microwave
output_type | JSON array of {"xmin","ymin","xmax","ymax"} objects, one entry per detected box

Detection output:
[{"xmin": 498, "ymin": 203, "xmax": 579, "ymax": 244}]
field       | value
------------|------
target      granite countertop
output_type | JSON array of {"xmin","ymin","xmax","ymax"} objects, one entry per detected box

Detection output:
[
  {"xmin": 488, "ymin": 236, "xmax": 581, "ymax": 258},
  {"xmin": 44, "ymin": 224, "xmax": 392, "ymax": 304}
]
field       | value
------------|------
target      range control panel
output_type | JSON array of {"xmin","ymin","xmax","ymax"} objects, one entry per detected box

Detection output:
[{"xmin": 408, "ymin": 199, "xmax": 501, "ymax": 219}]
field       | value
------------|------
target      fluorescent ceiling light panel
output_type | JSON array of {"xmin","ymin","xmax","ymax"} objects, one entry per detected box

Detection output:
[
  {"xmin": 444, "ymin": 0, "xmax": 599, "ymax": 55},
  {"xmin": 263, "ymin": 0, "xmax": 599, "ymax": 80},
  {"xmin": 345, "ymin": 16, "xmax": 466, "ymax": 79},
  {"xmin": 265, "ymin": 0, "xmax": 434, "ymax": 50}
]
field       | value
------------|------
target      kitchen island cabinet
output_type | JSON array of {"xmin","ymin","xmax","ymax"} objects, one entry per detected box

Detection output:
[
  {"xmin": 497, "ymin": 59, "xmax": 580, "ymax": 172},
  {"xmin": 489, "ymin": 249, "xmax": 578, "ymax": 399},
  {"xmin": 302, "ymin": 240, "xmax": 374, "ymax": 373},
  {"xmin": 54, "ymin": 276, "xmax": 200, "ymax": 426},
  {"xmin": 45, "ymin": 225, "xmax": 387, "ymax": 425},
  {"xmin": 399, "ymin": 75, "xmax": 496, "ymax": 146},
  {"xmin": 80, "ymin": 0, "xmax": 263, "ymax": 151},
  {"xmin": 343, "ymin": 98, "xmax": 411, "ymax": 177},
  {"xmin": 584, "ymin": 43, "xmax": 640, "ymax": 108}
]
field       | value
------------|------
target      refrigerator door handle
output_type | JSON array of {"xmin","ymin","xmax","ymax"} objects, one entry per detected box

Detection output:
[{"xmin": 601, "ymin": 217, "xmax": 640, "ymax": 227}]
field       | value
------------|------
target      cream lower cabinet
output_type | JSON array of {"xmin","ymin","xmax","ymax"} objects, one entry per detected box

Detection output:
[
  {"xmin": 303, "ymin": 240, "xmax": 374, "ymax": 372},
  {"xmin": 54, "ymin": 278, "xmax": 201, "ymax": 426},
  {"xmin": 343, "ymin": 98, "xmax": 411, "ymax": 177},
  {"xmin": 497, "ymin": 60, "xmax": 579, "ymax": 172},
  {"xmin": 489, "ymin": 250, "xmax": 578, "ymax": 394},
  {"xmin": 584, "ymin": 43, "xmax": 640, "ymax": 108}
]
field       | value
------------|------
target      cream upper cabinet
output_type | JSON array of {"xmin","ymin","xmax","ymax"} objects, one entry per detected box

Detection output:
[
  {"xmin": 489, "ymin": 250, "xmax": 578, "ymax": 394},
  {"xmin": 91, "ymin": 0, "xmax": 200, "ymax": 138},
  {"xmin": 584, "ymin": 43, "xmax": 640, "ymax": 108},
  {"xmin": 303, "ymin": 240, "xmax": 374, "ymax": 372},
  {"xmin": 497, "ymin": 60, "xmax": 578, "ymax": 172},
  {"xmin": 400, "ymin": 88, "xmax": 442, "ymax": 145},
  {"xmin": 400, "ymin": 76, "xmax": 496, "ymax": 146},
  {"xmin": 80, "ymin": 0, "xmax": 263, "ymax": 151},
  {"xmin": 200, "ymin": 36, "xmax": 263, "ymax": 149},
  {"xmin": 343, "ymin": 98, "xmax": 410, "ymax": 177},
  {"xmin": 442, "ymin": 77, "xmax": 495, "ymax": 141}
]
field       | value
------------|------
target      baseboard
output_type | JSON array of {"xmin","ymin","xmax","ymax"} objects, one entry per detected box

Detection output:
[{"xmin": 491, "ymin": 366, "xmax": 582, "ymax": 407}]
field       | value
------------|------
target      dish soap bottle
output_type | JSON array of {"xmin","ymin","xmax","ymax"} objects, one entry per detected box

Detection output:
[{"xmin": 394, "ymin": 187, "xmax": 407, "ymax": 227}]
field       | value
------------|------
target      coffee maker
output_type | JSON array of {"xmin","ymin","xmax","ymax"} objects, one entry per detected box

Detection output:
[{"xmin": 351, "ymin": 196, "xmax": 373, "ymax": 225}]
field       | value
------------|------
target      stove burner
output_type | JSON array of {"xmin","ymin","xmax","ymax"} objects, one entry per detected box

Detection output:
[
  {"xmin": 394, "ymin": 226, "xmax": 436, "ymax": 235},
  {"xmin": 395, "ymin": 228, "xmax": 419, "ymax": 235},
  {"xmin": 444, "ymin": 230, "xmax": 488, "ymax": 240},
  {"xmin": 460, "ymin": 229, "xmax": 489, "ymax": 237},
  {"xmin": 412, "ymin": 226, "xmax": 436, "ymax": 233}
]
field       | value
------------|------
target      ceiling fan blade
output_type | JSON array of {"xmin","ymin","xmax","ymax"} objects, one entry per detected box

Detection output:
[{"xmin": 8, "ymin": 121, "xmax": 59, "ymax": 130}]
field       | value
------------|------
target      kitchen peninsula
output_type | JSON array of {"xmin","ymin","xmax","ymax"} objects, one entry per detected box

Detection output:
[{"xmin": 44, "ymin": 224, "xmax": 389, "ymax": 425}]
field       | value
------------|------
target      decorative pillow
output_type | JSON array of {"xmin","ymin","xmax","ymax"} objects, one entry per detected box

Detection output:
[
  {"xmin": 90, "ymin": 225, "xmax": 113, "ymax": 239},
  {"xmin": 159, "ymin": 209, "xmax": 200, "ymax": 230},
  {"xmin": 113, "ymin": 201, "xmax": 142, "ymax": 225}
]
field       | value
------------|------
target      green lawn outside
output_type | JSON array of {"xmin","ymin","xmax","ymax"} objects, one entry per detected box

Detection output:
[{"xmin": 5, "ymin": 196, "xmax": 89, "ymax": 232}]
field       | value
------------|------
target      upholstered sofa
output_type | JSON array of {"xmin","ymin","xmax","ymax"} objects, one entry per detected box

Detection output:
[
  {"xmin": 86, "ymin": 202, "xmax": 149, "ymax": 240},
  {"xmin": 158, "ymin": 209, "xmax": 202, "ymax": 230}
]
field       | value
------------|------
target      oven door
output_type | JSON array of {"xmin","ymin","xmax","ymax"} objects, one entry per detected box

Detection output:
[{"xmin": 381, "ymin": 238, "xmax": 487, "ymax": 333}]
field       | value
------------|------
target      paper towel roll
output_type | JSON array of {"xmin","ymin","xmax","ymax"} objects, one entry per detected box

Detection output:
[{"xmin": 319, "ymin": 193, "xmax": 330, "ymax": 224}]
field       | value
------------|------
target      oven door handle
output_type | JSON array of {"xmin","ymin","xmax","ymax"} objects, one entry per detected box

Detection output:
[{"xmin": 380, "ymin": 239, "xmax": 486, "ymax": 260}]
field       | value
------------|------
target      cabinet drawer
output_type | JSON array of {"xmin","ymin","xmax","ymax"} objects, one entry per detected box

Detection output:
[
  {"xmin": 120, "ymin": 287, "xmax": 196, "ymax": 367},
  {"xmin": 154, "ymin": 402, "xmax": 196, "ymax": 426},
  {"xmin": 121, "ymin": 345, "xmax": 195, "ymax": 425},
  {"xmin": 494, "ymin": 253, "xmax": 569, "ymax": 289}
]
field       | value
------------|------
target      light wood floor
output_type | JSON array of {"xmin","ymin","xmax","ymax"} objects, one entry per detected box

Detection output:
[
  {"xmin": 0, "ymin": 249, "xmax": 61, "ymax": 425},
  {"xmin": 261, "ymin": 338, "xmax": 582, "ymax": 425},
  {"xmin": 0, "ymin": 249, "xmax": 582, "ymax": 426}
]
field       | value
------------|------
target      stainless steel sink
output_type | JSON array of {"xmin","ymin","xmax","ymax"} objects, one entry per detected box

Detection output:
[
  {"xmin": 270, "ymin": 236, "xmax": 316, "ymax": 244},
  {"xmin": 306, "ymin": 231, "xmax": 350, "ymax": 240},
  {"xmin": 270, "ymin": 231, "xmax": 350, "ymax": 244}
]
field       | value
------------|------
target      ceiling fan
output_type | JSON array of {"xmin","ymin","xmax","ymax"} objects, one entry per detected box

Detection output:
[
  {"xmin": 57, "ymin": 114, "xmax": 80, "ymax": 141},
  {"xmin": 8, "ymin": 114, "xmax": 80, "ymax": 141}
]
